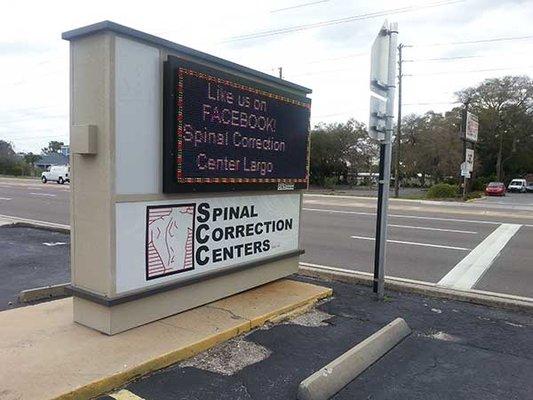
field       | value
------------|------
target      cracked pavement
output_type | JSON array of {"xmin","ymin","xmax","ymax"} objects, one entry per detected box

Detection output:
[{"xmin": 98, "ymin": 276, "xmax": 533, "ymax": 400}]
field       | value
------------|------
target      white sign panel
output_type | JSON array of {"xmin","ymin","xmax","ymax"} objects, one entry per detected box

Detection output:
[
  {"xmin": 115, "ymin": 193, "xmax": 300, "ymax": 293},
  {"xmin": 369, "ymin": 21, "xmax": 390, "ymax": 141},
  {"xmin": 465, "ymin": 112, "xmax": 479, "ymax": 142},
  {"xmin": 465, "ymin": 148, "xmax": 475, "ymax": 172}
]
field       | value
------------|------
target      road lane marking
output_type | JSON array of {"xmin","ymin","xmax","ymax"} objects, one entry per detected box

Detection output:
[
  {"xmin": 0, "ymin": 197, "xmax": 12, "ymax": 200},
  {"xmin": 109, "ymin": 389, "xmax": 146, "ymax": 400},
  {"xmin": 438, "ymin": 223, "xmax": 522, "ymax": 290},
  {"xmin": 350, "ymin": 235, "xmax": 471, "ymax": 251},
  {"xmin": 388, "ymin": 224, "xmax": 477, "ymax": 234},
  {"xmin": 303, "ymin": 207, "xmax": 533, "ymax": 227},
  {"xmin": 29, "ymin": 192, "xmax": 56, "ymax": 197},
  {"xmin": 43, "ymin": 242, "xmax": 67, "ymax": 246}
]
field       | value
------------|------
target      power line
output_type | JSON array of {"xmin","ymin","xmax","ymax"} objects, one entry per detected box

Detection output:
[
  {"xmin": 404, "ymin": 65, "xmax": 533, "ymax": 76},
  {"xmin": 277, "ymin": 52, "xmax": 368, "ymax": 69},
  {"xmin": 410, "ymin": 34, "xmax": 533, "ymax": 47},
  {"xmin": 404, "ymin": 55, "xmax": 482, "ymax": 62},
  {"xmin": 224, "ymin": 0, "xmax": 464, "ymax": 42},
  {"xmin": 270, "ymin": 0, "xmax": 330, "ymax": 13},
  {"xmin": 0, "ymin": 114, "xmax": 67, "ymax": 124},
  {"xmin": 3, "ymin": 134, "xmax": 67, "ymax": 141},
  {"xmin": 403, "ymin": 101, "xmax": 460, "ymax": 106}
]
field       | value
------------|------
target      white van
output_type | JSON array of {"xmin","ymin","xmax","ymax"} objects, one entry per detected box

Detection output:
[
  {"xmin": 507, "ymin": 178, "xmax": 527, "ymax": 193},
  {"xmin": 41, "ymin": 165, "xmax": 70, "ymax": 184}
]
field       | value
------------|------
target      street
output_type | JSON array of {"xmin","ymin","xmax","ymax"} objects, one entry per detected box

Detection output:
[
  {"xmin": 0, "ymin": 177, "xmax": 69, "ymax": 225},
  {"xmin": 302, "ymin": 193, "xmax": 533, "ymax": 298},
  {"xmin": 1, "ymin": 177, "xmax": 532, "ymax": 299}
]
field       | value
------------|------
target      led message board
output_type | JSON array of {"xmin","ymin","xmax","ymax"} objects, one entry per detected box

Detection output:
[{"xmin": 163, "ymin": 56, "xmax": 311, "ymax": 193}]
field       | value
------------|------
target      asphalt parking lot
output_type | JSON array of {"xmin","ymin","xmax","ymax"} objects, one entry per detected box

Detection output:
[
  {"xmin": 0, "ymin": 226, "xmax": 70, "ymax": 311},
  {"xmin": 98, "ymin": 276, "xmax": 533, "ymax": 400}
]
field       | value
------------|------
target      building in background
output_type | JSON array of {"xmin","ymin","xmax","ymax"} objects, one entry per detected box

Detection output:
[{"xmin": 35, "ymin": 152, "xmax": 69, "ymax": 170}]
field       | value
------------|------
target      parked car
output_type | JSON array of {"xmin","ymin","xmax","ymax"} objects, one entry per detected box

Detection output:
[
  {"xmin": 526, "ymin": 182, "xmax": 533, "ymax": 193},
  {"xmin": 485, "ymin": 182, "xmax": 506, "ymax": 196},
  {"xmin": 507, "ymin": 178, "xmax": 527, "ymax": 193},
  {"xmin": 41, "ymin": 165, "xmax": 70, "ymax": 184}
]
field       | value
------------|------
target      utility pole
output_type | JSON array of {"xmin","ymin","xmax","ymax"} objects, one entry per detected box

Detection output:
[
  {"xmin": 393, "ymin": 43, "xmax": 403, "ymax": 198},
  {"xmin": 278, "ymin": 67, "xmax": 283, "ymax": 79}
]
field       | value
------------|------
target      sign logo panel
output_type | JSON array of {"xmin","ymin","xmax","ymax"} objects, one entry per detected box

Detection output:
[
  {"xmin": 116, "ymin": 194, "xmax": 300, "ymax": 293},
  {"xmin": 146, "ymin": 204, "xmax": 195, "ymax": 280}
]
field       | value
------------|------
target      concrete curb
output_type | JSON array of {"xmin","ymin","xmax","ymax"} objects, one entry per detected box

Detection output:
[
  {"xmin": 13, "ymin": 221, "xmax": 70, "ymax": 234},
  {"xmin": 297, "ymin": 318, "xmax": 411, "ymax": 400},
  {"xmin": 54, "ymin": 286, "xmax": 333, "ymax": 400},
  {"xmin": 18, "ymin": 283, "xmax": 70, "ymax": 303},
  {"xmin": 0, "ymin": 215, "xmax": 70, "ymax": 234},
  {"xmin": 299, "ymin": 263, "xmax": 533, "ymax": 314}
]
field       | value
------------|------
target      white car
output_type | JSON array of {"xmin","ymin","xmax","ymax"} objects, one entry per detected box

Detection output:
[
  {"xmin": 41, "ymin": 165, "xmax": 70, "ymax": 184},
  {"xmin": 507, "ymin": 178, "xmax": 527, "ymax": 193}
]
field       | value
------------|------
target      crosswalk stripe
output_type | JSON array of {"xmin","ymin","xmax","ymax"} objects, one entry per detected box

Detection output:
[{"xmin": 438, "ymin": 223, "xmax": 522, "ymax": 290}]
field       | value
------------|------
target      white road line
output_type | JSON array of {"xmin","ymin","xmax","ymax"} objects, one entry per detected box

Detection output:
[
  {"xmin": 29, "ymin": 192, "xmax": 56, "ymax": 197},
  {"xmin": 438, "ymin": 223, "xmax": 522, "ymax": 290},
  {"xmin": 303, "ymin": 207, "xmax": 533, "ymax": 227},
  {"xmin": 109, "ymin": 389, "xmax": 146, "ymax": 400},
  {"xmin": 350, "ymin": 235, "xmax": 471, "ymax": 251},
  {"xmin": 0, "ymin": 197, "xmax": 12, "ymax": 200},
  {"xmin": 388, "ymin": 224, "xmax": 477, "ymax": 234}
]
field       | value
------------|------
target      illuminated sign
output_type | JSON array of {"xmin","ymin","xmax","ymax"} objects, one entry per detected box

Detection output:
[{"xmin": 163, "ymin": 56, "xmax": 311, "ymax": 192}]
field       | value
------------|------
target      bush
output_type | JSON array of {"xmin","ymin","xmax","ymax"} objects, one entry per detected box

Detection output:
[
  {"xmin": 323, "ymin": 176, "xmax": 338, "ymax": 190},
  {"xmin": 467, "ymin": 191, "xmax": 483, "ymax": 200},
  {"xmin": 426, "ymin": 183, "xmax": 458, "ymax": 199}
]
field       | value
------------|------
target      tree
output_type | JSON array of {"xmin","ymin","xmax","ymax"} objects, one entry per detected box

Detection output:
[
  {"xmin": 400, "ymin": 110, "xmax": 463, "ymax": 185},
  {"xmin": 24, "ymin": 152, "xmax": 41, "ymax": 167},
  {"xmin": 41, "ymin": 141, "xmax": 64, "ymax": 155},
  {"xmin": 457, "ymin": 76, "xmax": 533, "ymax": 181},
  {"xmin": 0, "ymin": 140, "xmax": 16, "ymax": 159},
  {"xmin": 0, "ymin": 140, "xmax": 32, "ymax": 176},
  {"xmin": 309, "ymin": 119, "xmax": 377, "ymax": 185}
]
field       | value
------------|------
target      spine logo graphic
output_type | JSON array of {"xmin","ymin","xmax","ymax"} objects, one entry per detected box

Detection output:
[{"xmin": 146, "ymin": 204, "xmax": 195, "ymax": 280}]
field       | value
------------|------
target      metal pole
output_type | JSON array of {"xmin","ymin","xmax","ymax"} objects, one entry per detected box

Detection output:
[
  {"xmin": 278, "ymin": 67, "xmax": 283, "ymax": 79},
  {"xmin": 394, "ymin": 43, "xmax": 403, "ymax": 198},
  {"xmin": 373, "ymin": 23, "xmax": 398, "ymax": 299},
  {"xmin": 462, "ymin": 102, "xmax": 469, "ymax": 200}
]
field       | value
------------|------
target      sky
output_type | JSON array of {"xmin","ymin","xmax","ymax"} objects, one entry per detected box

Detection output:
[{"xmin": 1, "ymin": 0, "xmax": 532, "ymax": 153}]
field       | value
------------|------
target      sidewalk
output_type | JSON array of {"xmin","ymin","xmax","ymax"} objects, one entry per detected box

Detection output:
[
  {"xmin": 0, "ymin": 279, "xmax": 331, "ymax": 400},
  {"xmin": 98, "ymin": 276, "xmax": 533, "ymax": 400}
]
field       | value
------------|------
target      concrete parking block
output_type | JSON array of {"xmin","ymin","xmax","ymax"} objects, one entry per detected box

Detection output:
[
  {"xmin": 297, "ymin": 318, "xmax": 411, "ymax": 400},
  {"xmin": 0, "ymin": 279, "xmax": 332, "ymax": 400},
  {"xmin": 18, "ymin": 283, "xmax": 70, "ymax": 303}
]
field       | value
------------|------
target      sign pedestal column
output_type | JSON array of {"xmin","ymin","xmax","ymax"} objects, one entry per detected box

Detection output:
[{"xmin": 64, "ymin": 22, "xmax": 311, "ymax": 335}]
